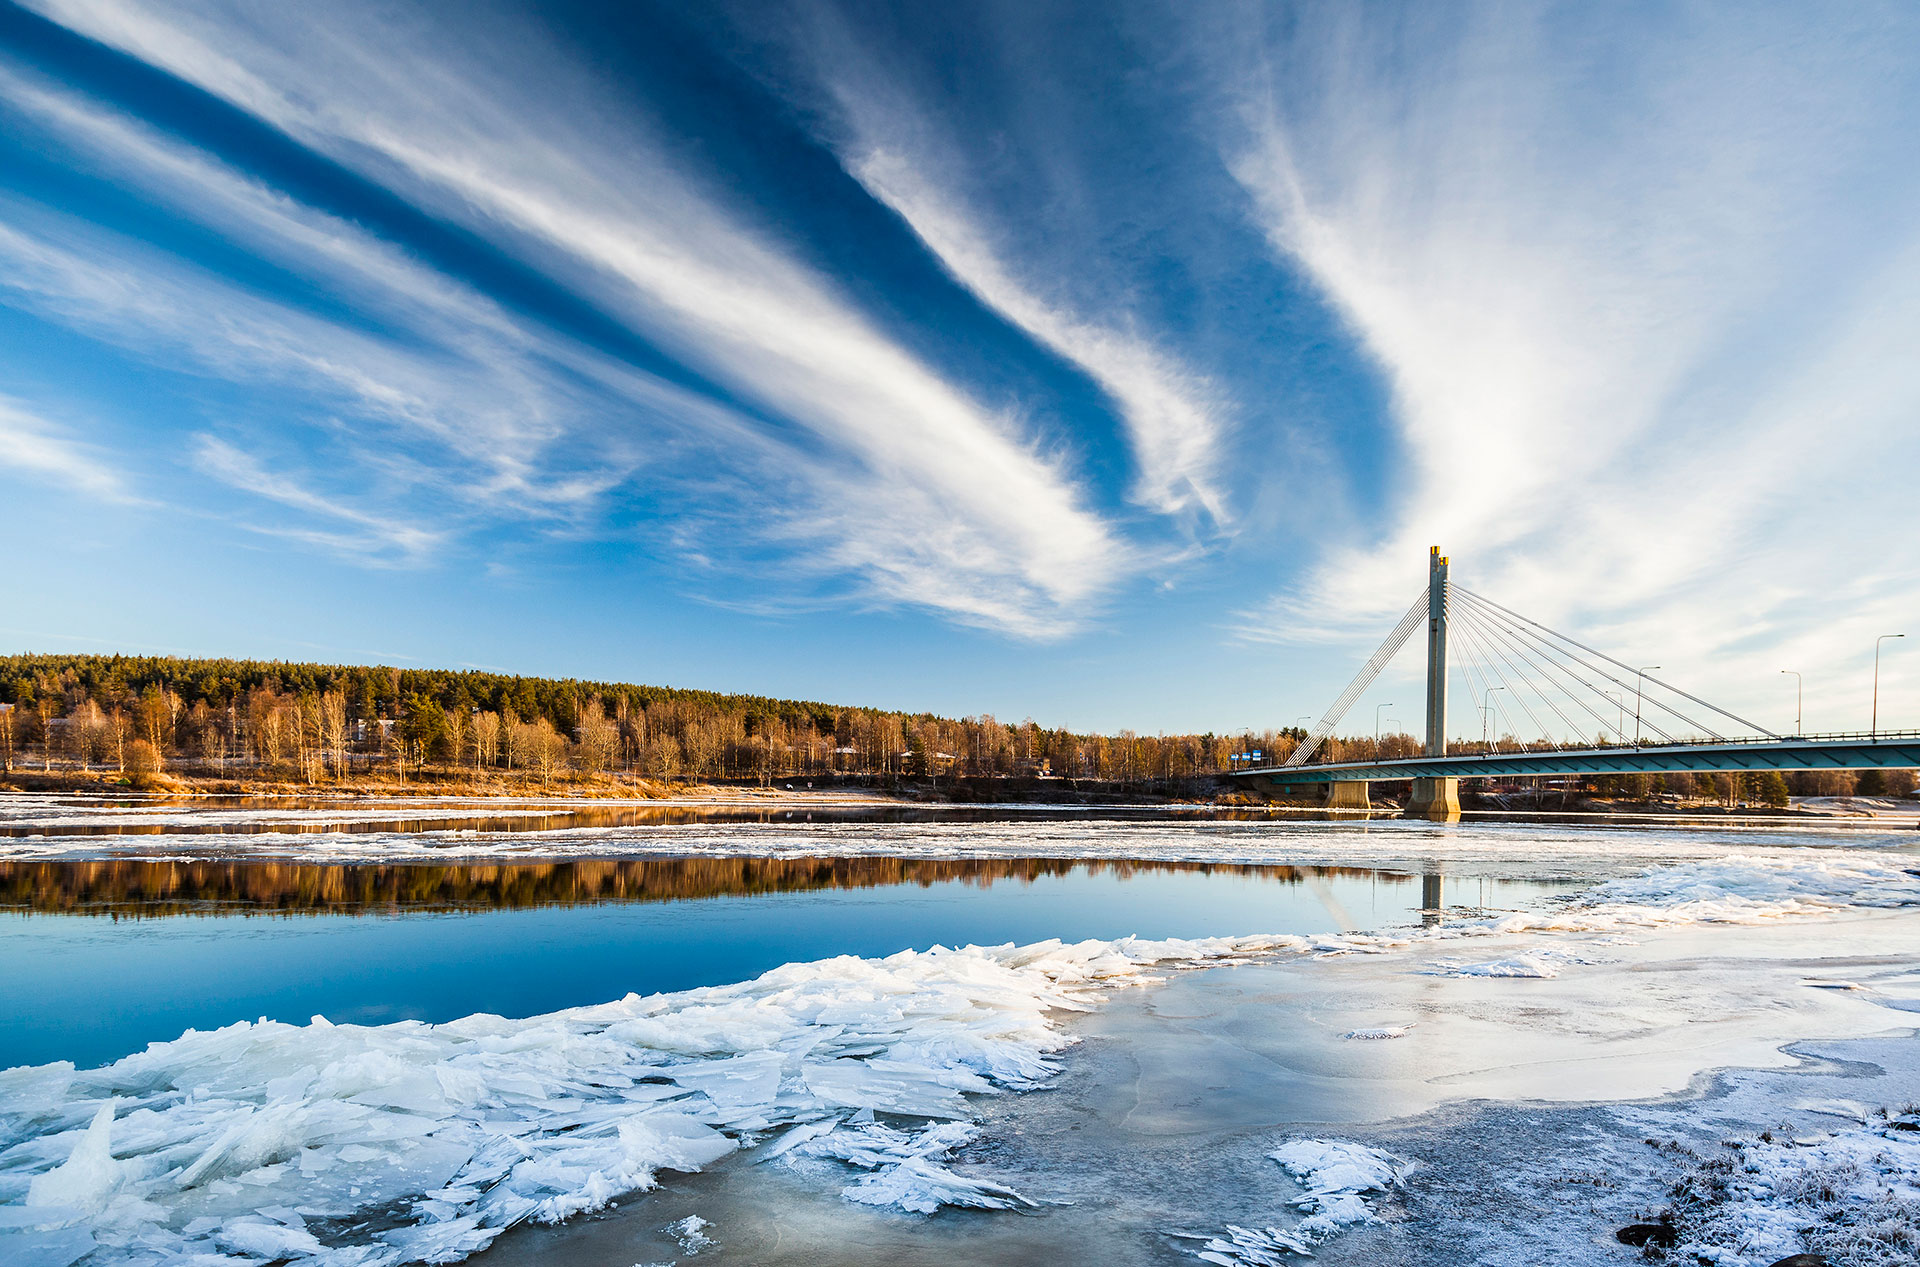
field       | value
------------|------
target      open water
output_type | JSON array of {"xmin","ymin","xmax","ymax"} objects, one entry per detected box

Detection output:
[{"xmin": 0, "ymin": 854, "xmax": 1573, "ymax": 1069}]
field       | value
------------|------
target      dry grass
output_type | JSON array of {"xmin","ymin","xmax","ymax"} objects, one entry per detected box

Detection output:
[{"xmin": 1654, "ymin": 1111, "xmax": 1920, "ymax": 1267}]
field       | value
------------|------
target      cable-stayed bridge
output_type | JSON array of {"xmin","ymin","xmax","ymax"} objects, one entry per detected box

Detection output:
[{"xmin": 1232, "ymin": 548, "xmax": 1919, "ymax": 818}]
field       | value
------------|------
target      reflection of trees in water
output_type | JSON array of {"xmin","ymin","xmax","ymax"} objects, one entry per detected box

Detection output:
[{"xmin": 0, "ymin": 858, "xmax": 1401, "ymax": 918}]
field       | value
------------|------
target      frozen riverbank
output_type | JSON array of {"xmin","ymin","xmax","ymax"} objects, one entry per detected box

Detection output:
[
  {"xmin": 3, "ymin": 847, "xmax": 1915, "ymax": 1266},
  {"xmin": 467, "ymin": 877, "xmax": 1919, "ymax": 1267}
]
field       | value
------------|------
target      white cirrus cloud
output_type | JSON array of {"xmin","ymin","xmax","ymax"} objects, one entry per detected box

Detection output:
[
  {"xmin": 0, "ymin": 396, "xmax": 131, "ymax": 501},
  {"xmin": 21, "ymin": 0, "xmax": 1128, "ymax": 637},
  {"xmin": 814, "ymin": 74, "xmax": 1231, "ymax": 527}
]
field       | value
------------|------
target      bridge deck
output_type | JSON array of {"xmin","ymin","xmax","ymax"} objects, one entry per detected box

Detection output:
[{"xmin": 1231, "ymin": 733, "xmax": 1920, "ymax": 784}]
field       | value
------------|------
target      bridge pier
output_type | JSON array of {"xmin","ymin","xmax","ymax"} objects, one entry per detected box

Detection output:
[
  {"xmin": 1325, "ymin": 781, "xmax": 1371, "ymax": 810},
  {"xmin": 1405, "ymin": 776, "xmax": 1460, "ymax": 821}
]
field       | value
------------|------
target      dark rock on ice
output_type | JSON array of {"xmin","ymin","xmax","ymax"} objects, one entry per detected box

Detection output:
[{"xmin": 1615, "ymin": 1221, "xmax": 1677, "ymax": 1247}]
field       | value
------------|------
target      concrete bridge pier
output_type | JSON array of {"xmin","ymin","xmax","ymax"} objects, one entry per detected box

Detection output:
[
  {"xmin": 1325, "ymin": 781, "xmax": 1371, "ymax": 810},
  {"xmin": 1405, "ymin": 776, "xmax": 1460, "ymax": 821}
]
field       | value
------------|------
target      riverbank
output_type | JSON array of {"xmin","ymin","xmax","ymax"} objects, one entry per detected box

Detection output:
[
  {"xmin": 5, "ymin": 769, "xmax": 1915, "ymax": 831},
  {"xmin": 0, "ymin": 767, "xmax": 1224, "ymax": 805}
]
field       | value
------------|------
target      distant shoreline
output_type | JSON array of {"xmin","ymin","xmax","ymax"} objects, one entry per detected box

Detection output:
[{"xmin": 3, "ymin": 767, "xmax": 1914, "ymax": 829}]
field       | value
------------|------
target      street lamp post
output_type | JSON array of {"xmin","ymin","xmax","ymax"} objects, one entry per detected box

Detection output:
[
  {"xmin": 1874, "ymin": 635, "xmax": 1905, "ymax": 738},
  {"xmin": 1634, "ymin": 666, "xmax": 1660, "ymax": 746},
  {"xmin": 1780, "ymin": 670, "xmax": 1801, "ymax": 737},
  {"xmin": 1482, "ymin": 686, "xmax": 1505, "ymax": 749},
  {"xmin": 1602, "ymin": 692, "xmax": 1624, "ymax": 742},
  {"xmin": 1375, "ymin": 703, "xmax": 1396, "ymax": 747}
]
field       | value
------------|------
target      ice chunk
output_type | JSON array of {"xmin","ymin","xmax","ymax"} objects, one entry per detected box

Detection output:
[
  {"xmin": 787, "ymin": 1121, "xmax": 1034, "ymax": 1214},
  {"xmin": 0, "ymin": 934, "xmax": 1277, "ymax": 1266},
  {"xmin": 1268, "ymin": 1137, "xmax": 1409, "ymax": 1213},
  {"xmin": 0, "ymin": 1226, "xmax": 95, "ymax": 1267},
  {"xmin": 1427, "ymin": 955, "xmax": 1560, "ymax": 978},
  {"xmin": 25, "ymin": 1103, "xmax": 122, "ymax": 1213},
  {"xmin": 664, "ymin": 1213, "xmax": 712, "ymax": 1252},
  {"xmin": 1183, "ymin": 1139, "xmax": 1410, "ymax": 1265},
  {"xmin": 215, "ymin": 1216, "xmax": 325, "ymax": 1259},
  {"xmin": 1187, "ymin": 1221, "xmax": 1315, "ymax": 1264}
]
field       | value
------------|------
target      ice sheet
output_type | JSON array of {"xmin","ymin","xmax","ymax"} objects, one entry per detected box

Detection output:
[
  {"xmin": 0, "ymin": 934, "xmax": 1303, "ymax": 1266},
  {"xmin": 7, "ymin": 794, "xmax": 1916, "ymax": 871},
  {"xmin": 4, "ymin": 849, "xmax": 1915, "ymax": 1266}
]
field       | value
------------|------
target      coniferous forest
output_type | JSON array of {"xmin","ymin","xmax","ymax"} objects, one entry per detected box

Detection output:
[
  {"xmin": 0, "ymin": 653, "xmax": 1890, "ymax": 802},
  {"xmin": 0, "ymin": 652, "xmax": 1307, "ymax": 788}
]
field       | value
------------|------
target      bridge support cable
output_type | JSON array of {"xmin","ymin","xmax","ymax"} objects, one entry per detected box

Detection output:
[
  {"xmin": 1448, "ymin": 604, "xmax": 1576, "ymax": 747},
  {"xmin": 1449, "ymin": 615, "xmax": 1550, "ymax": 751},
  {"xmin": 1448, "ymin": 593, "xmax": 1661, "ymax": 744},
  {"xmin": 1450, "ymin": 589, "xmax": 1732, "ymax": 742},
  {"xmin": 1452, "ymin": 585, "xmax": 1778, "ymax": 739},
  {"xmin": 1459, "ymin": 595, "xmax": 1704, "ymax": 741},
  {"xmin": 1283, "ymin": 586, "xmax": 1431, "ymax": 768},
  {"xmin": 1448, "ymin": 589, "xmax": 1615, "ymax": 744},
  {"xmin": 1454, "ymin": 593, "xmax": 1699, "ymax": 743},
  {"xmin": 1446, "ymin": 601, "xmax": 1587, "ymax": 747}
]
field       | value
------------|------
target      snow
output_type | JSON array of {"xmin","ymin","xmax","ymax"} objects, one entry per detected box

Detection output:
[
  {"xmin": 1665, "ymin": 1108, "xmax": 1920, "ymax": 1266},
  {"xmin": 0, "ymin": 933, "xmax": 1304, "ymax": 1267},
  {"xmin": 1183, "ymin": 1139, "xmax": 1410, "ymax": 1264}
]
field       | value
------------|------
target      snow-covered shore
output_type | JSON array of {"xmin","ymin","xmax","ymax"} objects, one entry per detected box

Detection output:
[{"xmin": 3, "ymin": 847, "xmax": 1916, "ymax": 1266}]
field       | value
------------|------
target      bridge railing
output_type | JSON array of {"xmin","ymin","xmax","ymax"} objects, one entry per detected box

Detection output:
[{"xmin": 1284, "ymin": 727, "xmax": 1920, "ymax": 766}]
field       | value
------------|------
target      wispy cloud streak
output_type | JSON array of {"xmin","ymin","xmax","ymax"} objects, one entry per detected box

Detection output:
[
  {"xmin": 21, "ymin": 0, "xmax": 1127, "ymax": 636},
  {"xmin": 827, "ymin": 109, "xmax": 1230, "ymax": 526},
  {"xmin": 0, "ymin": 397, "xmax": 130, "ymax": 500}
]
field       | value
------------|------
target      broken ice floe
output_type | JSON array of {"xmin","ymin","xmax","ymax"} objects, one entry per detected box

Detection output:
[
  {"xmin": 781, "ymin": 1118, "xmax": 1035, "ymax": 1214},
  {"xmin": 1426, "ymin": 954, "xmax": 1562, "ymax": 978},
  {"xmin": 1342, "ymin": 1024, "xmax": 1415, "ymax": 1040},
  {"xmin": 1182, "ymin": 1138, "xmax": 1410, "ymax": 1264},
  {"xmin": 0, "ymin": 933, "xmax": 1301, "ymax": 1267},
  {"xmin": 662, "ymin": 1213, "xmax": 711, "ymax": 1253}
]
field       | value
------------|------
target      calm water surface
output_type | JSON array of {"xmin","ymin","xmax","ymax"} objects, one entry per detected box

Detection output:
[{"xmin": 0, "ymin": 856, "xmax": 1574, "ymax": 1070}]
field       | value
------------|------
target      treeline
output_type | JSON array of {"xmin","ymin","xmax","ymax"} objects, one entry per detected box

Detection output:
[
  {"xmin": 0, "ymin": 653, "xmax": 1309, "ymax": 785},
  {"xmin": 1564, "ymin": 767, "xmax": 1908, "ymax": 803}
]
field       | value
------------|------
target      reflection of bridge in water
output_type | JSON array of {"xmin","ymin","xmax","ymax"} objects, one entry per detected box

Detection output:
[{"xmin": 1234, "ymin": 548, "xmax": 1919, "ymax": 818}]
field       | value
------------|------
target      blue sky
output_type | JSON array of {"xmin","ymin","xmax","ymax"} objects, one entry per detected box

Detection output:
[{"xmin": 1, "ymin": 0, "xmax": 1916, "ymax": 736}]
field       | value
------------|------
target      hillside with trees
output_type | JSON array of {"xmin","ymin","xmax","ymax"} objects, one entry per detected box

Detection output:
[
  {"xmin": 0, "ymin": 652, "xmax": 1303, "ymax": 790},
  {"xmin": 0, "ymin": 653, "xmax": 1900, "ymax": 805}
]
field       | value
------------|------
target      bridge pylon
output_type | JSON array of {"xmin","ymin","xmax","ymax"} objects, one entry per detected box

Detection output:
[{"xmin": 1405, "ymin": 547, "xmax": 1461, "ymax": 820}]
